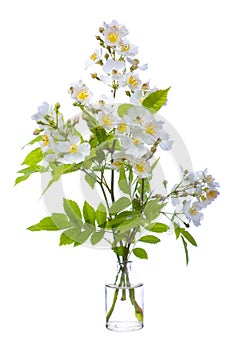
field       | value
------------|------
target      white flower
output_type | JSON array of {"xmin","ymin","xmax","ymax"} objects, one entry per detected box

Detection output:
[
  {"xmin": 55, "ymin": 136, "xmax": 90, "ymax": 164},
  {"xmin": 85, "ymin": 49, "xmax": 102, "ymax": 69},
  {"xmin": 132, "ymin": 159, "xmax": 151, "ymax": 178},
  {"xmin": 31, "ymin": 102, "xmax": 51, "ymax": 122},
  {"xmin": 183, "ymin": 200, "xmax": 204, "ymax": 227},
  {"xmin": 206, "ymin": 188, "xmax": 220, "ymax": 203},
  {"xmin": 120, "ymin": 135, "xmax": 148, "ymax": 158},
  {"xmin": 116, "ymin": 39, "xmax": 138, "ymax": 57},
  {"xmin": 101, "ymin": 59, "xmax": 126, "ymax": 87},
  {"xmin": 127, "ymin": 57, "xmax": 148, "ymax": 71},
  {"xmin": 126, "ymin": 72, "xmax": 142, "ymax": 91},
  {"xmin": 69, "ymin": 81, "xmax": 92, "ymax": 104},
  {"xmin": 97, "ymin": 107, "xmax": 117, "ymax": 130},
  {"xmin": 124, "ymin": 105, "xmax": 152, "ymax": 127},
  {"xmin": 40, "ymin": 132, "xmax": 54, "ymax": 152},
  {"xmin": 103, "ymin": 20, "xmax": 128, "ymax": 46}
]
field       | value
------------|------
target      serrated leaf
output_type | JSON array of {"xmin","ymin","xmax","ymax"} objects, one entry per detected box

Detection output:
[
  {"xmin": 117, "ymin": 103, "xmax": 133, "ymax": 117},
  {"xmin": 133, "ymin": 247, "xmax": 148, "ymax": 259},
  {"xmin": 51, "ymin": 213, "xmax": 72, "ymax": 229},
  {"xmin": 181, "ymin": 236, "xmax": 189, "ymax": 265},
  {"xmin": 85, "ymin": 173, "xmax": 97, "ymax": 189},
  {"xmin": 22, "ymin": 147, "xmax": 43, "ymax": 166},
  {"xmin": 59, "ymin": 233, "xmax": 75, "ymax": 246},
  {"xmin": 109, "ymin": 197, "xmax": 131, "ymax": 214},
  {"xmin": 83, "ymin": 201, "xmax": 95, "ymax": 226},
  {"xmin": 15, "ymin": 165, "xmax": 48, "ymax": 186},
  {"xmin": 142, "ymin": 87, "xmax": 171, "ymax": 113},
  {"xmin": 180, "ymin": 228, "xmax": 197, "ymax": 247},
  {"xmin": 63, "ymin": 227, "xmax": 91, "ymax": 245},
  {"xmin": 27, "ymin": 217, "xmax": 60, "ymax": 231},
  {"xmin": 90, "ymin": 231, "xmax": 105, "ymax": 245},
  {"xmin": 95, "ymin": 203, "xmax": 107, "ymax": 227},
  {"xmin": 145, "ymin": 222, "xmax": 169, "ymax": 233},
  {"xmin": 139, "ymin": 235, "xmax": 161, "ymax": 244},
  {"xmin": 63, "ymin": 198, "xmax": 82, "ymax": 226}
]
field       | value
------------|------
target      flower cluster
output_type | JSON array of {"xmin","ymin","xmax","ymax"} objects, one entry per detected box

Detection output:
[{"xmin": 16, "ymin": 20, "xmax": 220, "ymax": 268}]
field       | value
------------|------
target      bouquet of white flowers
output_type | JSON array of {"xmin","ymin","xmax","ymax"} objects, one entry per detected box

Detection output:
[{"xmin": 16, "ymin": 20, "xmax": 219, "ymax": 331}]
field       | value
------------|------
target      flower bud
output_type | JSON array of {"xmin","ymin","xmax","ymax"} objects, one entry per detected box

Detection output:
[
  {"xmin": 91, "ymin": 72, "xmax": 98, "ymax": 79},
  {"xmin": 55, "ymin": 102, "xmax": 60, "ymax": 109},
  {"xmin": 33, "ymin": 128, "xmax": 41, "ymax": 135},
  {"xmin": 99, "ymin": 27, "xmax": 104, "ymax": 33}
]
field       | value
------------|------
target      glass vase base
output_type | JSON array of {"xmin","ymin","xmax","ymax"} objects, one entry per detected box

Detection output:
[{"xmin": 106, "ymin": 321, "xmax": 143, "ymax": 332}]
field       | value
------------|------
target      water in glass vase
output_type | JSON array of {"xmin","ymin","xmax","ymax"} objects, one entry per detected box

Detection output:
[{"xmin": 105, "ymin": 261, "xmax": 144, "ymax": 332}]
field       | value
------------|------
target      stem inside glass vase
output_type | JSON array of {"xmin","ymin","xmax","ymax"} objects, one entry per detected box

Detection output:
[{"xmin": 105, "ymin": 260, "xmax": 144, "ymax": 332}]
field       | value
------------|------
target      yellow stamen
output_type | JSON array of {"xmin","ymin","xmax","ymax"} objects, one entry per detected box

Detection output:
[
  {"xmin": 128, "ymin": 75, "xmax": 139, "ymax": 87},
  {"xmin": 90, "ymin": 52, "xmax": 98, "ymax": 61},
  {"xmin": 135, "ymin": 162, "xmax": 146, "ymax": 173},
  {"xmin": 68, "ymin": 144, "xmax": 78, "ymax": 154},
  {"xmin": 145, "ymin": 123, "xmax": 156, "ymax": 136},
  {"xmin": 42, "ymin": 134, "xmax": 49, "ymax": 147},
  {"xmin": 117, "ymin": 123, "xmax": 127, "ymax": 133},
  {"xmin": 189, "ymin": 206, "xmax": 197, "ymax": 215},
  {"xmin": 120, "ymin": 43, "xmax": 130, "ymax": 52},
  {"xmin": 132, "ymin": 138, "xmax": 141, "ymax": 146},
  {"xmin": 112, "ymin": 161, "xmax": 122, "ymax": 168},
  {"xmin": 200, "ymin": 194, "xmax": 207, "ymax": 202},
  {"xmin": 107, "ymin": 32, "xmax": 119, "ymax": 43},
  {"xmin": 101, "ymin": 115, "xmax": 113, "ymax": 126},
  {"xmin": 76, "ymin": 89, "xmax": 89, "ymax": 100},
  {"xmin": 207, "ymin": 190, "xmax": 218, "ymax": 200}
]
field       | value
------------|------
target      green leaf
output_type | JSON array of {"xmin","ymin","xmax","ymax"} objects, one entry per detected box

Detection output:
[
  {"xmin": 41, "ymin": 164, "xmax": 64, "ymax": 196},
  {"xmin": 22, "ymin": 147, "xmax": 43, "ymax": 166},
  {"xmin": 181, "ymin": 236, "xmax": 189, "ymax": 265},
  {"xmin": 112, "ymin": 246, "xmax": 129, "ymax": 257},
  {"xmin": 180, "ymin": 228, "xmax": 197, "ymax": 247},
  {"xmin": 117, "ymin": 103, "xmax": 133, "ymax": 117},
  {"xmin": 142, "ymin": 87, "xmax": 171, "ymax": 113},
  {"xmin": 63, "ymin": 198, "xmax": 82, "ymax": 226},
  {"xmin": 118, "ymin": 164, "xmax": 130, "ymax": 195},
  {"xmin": 145, "ymin": 222, "xmax": 169, "ymax": 233},
  {"xmin": 174, "ymin": 224, "xmax": 181, "ymax": 239},
  {"xmin": 90, "ymin": 231, "xmax": 105, "ymax": 245},
  {"xmin": 95, "ymin": 203, "xmax": 107, "ymax": 227},
  {"xmin": 27, "ymin": 217, "xmax": 60, "ymax": 231},
  {"xmin": 139, "ymin": 235, "xmax": 161, "ymax": 244},
  {"xmin": 63, "ymin": 227, "xmax": 91, "ymax": 245},
  {"xmin": 109, "ymin": 197, "xmax": 131, "ymax": 214},
  {"xmin": 51, "ymin": 213, "xmax": 72, "ymax": 229},
  {"xmin": 85, "ymin": 173, "xmax": 97, "ymax": 189},
  {"xmin": 83, "ymin": 201, "xmax": 95, "ymax": 226},
  {"xmin": 106, "ymin": 211, "xmax": 140, "ymax": 228},
  {"xmin": 15, "ymin": 173, "xmax": 30, "ymax": 185},
  {"xmin": 118, "ymin": 217, "xmax": 144, "ymax": 233},
  {"xmin": 59, "ymin": 233, "xmax": 75, "ymax": 246},
  {"xmin": 133, "ymin": 247, "xmax": 148, "ymax": 259},
  {"xmin": 144, "ymin": 199, "xmax": 164, "ymax": 221},
  {"xmin": 22, "ymin": 135, "xmax": 43, "ymax": 149}
]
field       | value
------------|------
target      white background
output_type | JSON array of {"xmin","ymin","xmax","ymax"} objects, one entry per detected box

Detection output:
[{"xmin": 0, "ymin": 0, "xmax": 234, "ymax": 349}]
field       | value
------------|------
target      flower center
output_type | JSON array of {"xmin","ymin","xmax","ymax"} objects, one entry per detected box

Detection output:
[
  {"xmin": 107, "ymin": 31, "xmax": 119, "ymax": 43},
  {"xmin": 120, "ymin": 43, "xmax": 130, "ymax": 52},
  {"xmin": 207, "ymin": 190, "xmax": 218, "ymax": 200},
  {"xmin": 132, "ymin": 138, "xmax": 141, "ymax": 146},
  {"xmin": 90, "ymin": 52, "xmax": 98, "ymax": 61},
  {"xmin": 76, "ymin": 89, "xmax": 89, "ymax": 100},
  {"xmin": 112, "ymin": 160, "xmax": 122, "ymax": 168},
  {"xmin": 135, "ymin": 162, "xmax": 146, "ymax": 173},
  {"xmin": 117, "ymin": 123, "xmax": 127, "ymax": 133},
  {"xmin": 200, "ymin": 194, "xmax": 206, "ymax": 202},
  {"xmin": 136, "ymin": 116, "xmax": 142, "ymax": 123},
  {"xmin": 102, "ymin": 115, "xmax": 113, "ymax": 126},
  {"xmin": 68, "ymin": 143, "xmax": 78, "ymax": 154},
  {"xmin": 128, "ymin": 75, "xmax": 139, "ymax": 87},
  {"xmin": 189, "ymin": 206, "xmax": 197, "ymax": 215},
  {"xmin": 42, "ymin": 134, "xmax": 49, "ymax": 147},
  {"xmin": 145, "ymin": 123, "xmax": 156, "ymax": 135}
]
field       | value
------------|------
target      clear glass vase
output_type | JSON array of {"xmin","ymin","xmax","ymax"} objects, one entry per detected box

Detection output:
[{"xmin": 105, "ymin": 261, "xmax": 144, "ymax": 332}]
